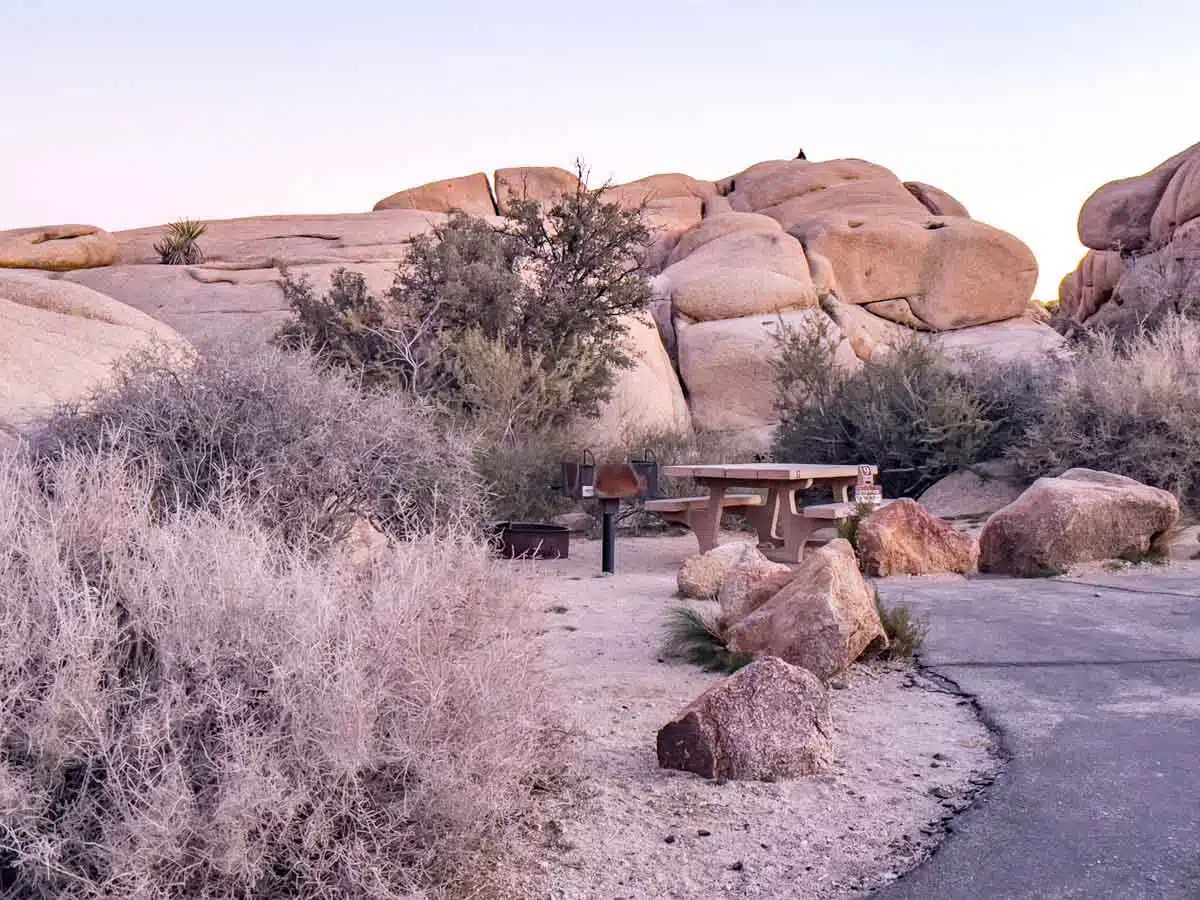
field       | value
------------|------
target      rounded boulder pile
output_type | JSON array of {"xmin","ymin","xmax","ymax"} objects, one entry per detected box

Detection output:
[{"xmin": 1058, "ymin": 140, "xmax": 1200, "ymax": 333}]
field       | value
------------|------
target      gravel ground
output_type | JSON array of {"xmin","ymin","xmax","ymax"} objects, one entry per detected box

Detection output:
[{"xmin": 524, "ymin": 533, "xmax": 1003, "ymax": 900}]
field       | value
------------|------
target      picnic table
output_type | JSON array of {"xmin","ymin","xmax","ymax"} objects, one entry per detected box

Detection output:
[{"xmin": 658, "ymin": 463, "xmax": 877, "ymax": 563}]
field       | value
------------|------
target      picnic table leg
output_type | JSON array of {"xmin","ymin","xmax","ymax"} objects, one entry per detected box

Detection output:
[
  {"xmin": 833, "ymin": 478, "xmax": 854, "ymax": 502},
  {"xmin": 691, "ymin": 483, "xmax": 726, "ymax": 554},
  {"xmin": 742, "ymin": 486, "xmax": 782, "ymax": 548},
  {"xmin": 780, "ymin": 484, "xmax": 820, "ymax": 563}
]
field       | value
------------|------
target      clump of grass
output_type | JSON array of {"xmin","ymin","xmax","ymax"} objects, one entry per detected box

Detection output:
[
  {"xmin": 153, "ymin": 218, "xmax": 207, "ymax": 265},
  {"xmin": 663, "ymin": 605, "xmax": 753, "ymax": 674},
  {"xmin": 837, "ymin": 501, "xmax": 878, "ymax": 553},
  {"xmin": 868, "ymin": 590, "xmax": 929, "ymax": 659},
  {"xmin": 1026, "ymin": 564, "xmax": 1069, "ymax": 579},
  {"xmin": 1116, "ymin": 546, "xmax": 1169, "ymax": 566}
]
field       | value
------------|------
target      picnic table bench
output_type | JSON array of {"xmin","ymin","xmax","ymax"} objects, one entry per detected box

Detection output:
[{"xmin": 656, "ymin": 463, "xmax": 883, "ymax": 563}]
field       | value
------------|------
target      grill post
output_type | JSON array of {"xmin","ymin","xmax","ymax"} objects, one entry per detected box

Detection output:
[{"xmin": 600, "ymin": 497, "xmax": 619, "ymax": 574}]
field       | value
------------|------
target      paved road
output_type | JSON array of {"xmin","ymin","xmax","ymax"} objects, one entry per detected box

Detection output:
[{"xmin": 873, "ymin": 570, "xmax": 1200, "ymax": 900}]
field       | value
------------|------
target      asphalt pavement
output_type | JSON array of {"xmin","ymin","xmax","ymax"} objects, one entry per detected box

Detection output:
[{"xmin": 873, "ymin": 569, "xmax": 1200, "ymax": 900}]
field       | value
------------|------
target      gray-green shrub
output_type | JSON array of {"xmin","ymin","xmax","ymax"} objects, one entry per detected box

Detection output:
[
  {"xmin": 0, "ymin": 450, "xmax": 560, "ymax": 898},
  {"xmin": 771, "ymin": 316, "xmax": 1056, "ymax": 498},
  {"xmin": 275, "ymin": 163, "xmax": 654, "ymax": 425},
  {"xmin": 28, "ymin": 346, "xmax": 484, "ymax": 545},
  {"xmin": 1010, "ymin": 314, "xmax": 1200, "ymax": 510}
]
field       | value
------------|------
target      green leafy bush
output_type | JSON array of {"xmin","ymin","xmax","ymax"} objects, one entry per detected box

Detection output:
[
  {"xmin": 771, "ymin": 315, "xmax": 1054, "ymax": 498},
  {"xmin": 153, "ymin": 218, "xmax": 207, "ymax": 265},
  {"xmin": 28, "ymin": 345, "xmax": 484, "ymax": 545},
  {"xmin": 275, "ymin": 162, "xmax": 653, "ymax": 425}
]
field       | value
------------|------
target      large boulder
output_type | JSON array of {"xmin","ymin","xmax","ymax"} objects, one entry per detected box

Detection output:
[
  {"xmin": 63, "ymin": 261, "xmax": 401, "ymax": 344},
  {"xmin": 576, "ymin": 315, "xmax": 691, "ymax": 447},
  {"xmin": 931, "ymin": 318, "xmax": 1069, "ymax": 367},
  {"xmin": 1078, "ymin": 142, "xmax": 1200, "ymax": 252},
  {"xmin": 856, "ymin": 498, "xmax": 978, "ymax": 577},
  {"xmin": 676, "ymin": 309, "xmax": 859, "ymax": 443},
  {"xmin": 0, "ymin": 225, "xmax": 117, "ymax": 271},
  {"xmin": 717, "ymin": 552, "xmax": 794, "ymax": 625},
  {"xmin": 493, "ymin": 166, "xmax": 579, "ymax": 210},
  {"xmin": 919, "ymin": 460, "xmax": 1030, "ymax": 522},
  {"xmin": 0, "ymin": 272, "xmax": 191, "ymax": 437},
  {"xmin": 657, "ymin": 211, "xmax": 817, "ymax": 321},
  {"xmin": 979, "ymin": 469, "xmax": 1180, "ymax": 576},
  {"xmin": 1062, "ymin": 143, "xmax": 1200, "ymax": 332},
  {"xmin": 724, "ymin": 539, "xmax": 886, "ymax": 679},
  {"xmin": 656, "ymin": 657, "xmax": 833, "ymax": 781},
  {"xmin": 904, "ymin": 181, "xmax": 970, "ymax": 218},
  {"xmin": 724, "ymin": 158, "xmax": 903, "ymax": 218},
  {"xmin": 678, "ymin": 541, "xmax": 763, "ymax": 600},
  {"xmin": 372, "ymin": 172, "xmax": 496, "ymax": 216},
  {"xmin": 798, "ymin": 215, "xmax": 1038, "ymax": 330}
]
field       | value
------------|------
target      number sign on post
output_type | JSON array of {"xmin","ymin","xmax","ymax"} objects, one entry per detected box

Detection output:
[{"xmin": 856, "ymin": 465, "xmax": 883, "ymax": 507}]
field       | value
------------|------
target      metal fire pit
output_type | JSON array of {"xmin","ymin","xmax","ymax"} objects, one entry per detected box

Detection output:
[{"xmin": 493, "ymin": 522, "xmax": 570, "ymax": 560}]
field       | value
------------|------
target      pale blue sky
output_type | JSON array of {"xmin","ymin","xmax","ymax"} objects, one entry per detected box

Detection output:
[{"xmin": 3, "ymin": 0, "xmax": 1197, "ymax": 296}]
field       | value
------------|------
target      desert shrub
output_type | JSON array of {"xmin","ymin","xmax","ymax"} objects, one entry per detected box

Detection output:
[
  {"xmin": 153, "ymin": 218, "xmax": 207, "ymax": 265},
  {"xmin": 27, "ymin": 345, "xmax": 484, "ymax": 546},
  {"xmin": 836, "ymin": 501, "xmax": 879, "ymax": 554},
  {"xmin": 275, "ymin": 161, "xmax": 653, "ymax": 423},
  {"xmin": 867, "ymin": 590, "xmax": 929, "ymax": 659},
  {"xmin": 0, "ymin": 450, "xmax": 561, "ymax": 899},
  {"xmin": 1009, "ymin": 314, "xmax": 1200, "ymax": 511},
  {"xmin": 771, "ymin": 315, "xmax": 1056, "ymax": 498},
  {"xmin": 662, "ymin": 605, "xmax": 753, "ymax": 674},
  {"xmin": 1079, "ymin": 251, "xmax": 1200, "ymax": 342}
]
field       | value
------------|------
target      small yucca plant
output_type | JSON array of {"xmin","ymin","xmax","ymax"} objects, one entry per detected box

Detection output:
[
  {"xmin": 663, "ymin": 605, "xmax": 754, "ymax": 674},
  {"xmin": 154, "ymin": 218, "xmax": 207, "ymax": 265}
]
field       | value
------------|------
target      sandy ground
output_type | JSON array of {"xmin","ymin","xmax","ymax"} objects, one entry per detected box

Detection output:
[{"xmin": 523, "ymin": 533, "xmax": 1003, "ymax": 900}]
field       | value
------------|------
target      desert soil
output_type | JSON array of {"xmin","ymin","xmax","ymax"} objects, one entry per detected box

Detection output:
[{"xmin": 524, "ymin": 532, "xmax": 1002, "ymax": 900}]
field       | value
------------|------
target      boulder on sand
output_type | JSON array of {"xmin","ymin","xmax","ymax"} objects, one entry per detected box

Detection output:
[
  {"xmin": 979, "ymin": 468, "xmax": 1180, "ymax": 576},
  {"xmin": 724, "ymin": 539, "xmax": 886, "ymax": 679},
  {"xmin": 856, "ymin": 498, "xmax": 978, "ymax": 577},
  {"xmin": 656, "ymin": 656, "xmax": 833, "ymax": 781},
  {"xmin": 678, "ymin": 541, "xmax": 763, "ymax": 600},
  {"xmin": 717, "ymin": 552, "xmax": 794, "ymax": 625}
]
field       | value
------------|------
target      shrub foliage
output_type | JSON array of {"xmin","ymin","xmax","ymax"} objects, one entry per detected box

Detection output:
[
  {"xmin": 275, "ymin": 163, "xmax": 654, "ymax": 426},
  {"xmin": 771, "ymin": 315, "xmax": 1054, "ymax": 498},
  {"xmin": 0, "ymin": 452, "xmax": 559, "ymax": 898},
  {"xmin": 1010, "ymin": 315, "xmax": 1200, "ymax": 510},
  {"xmin": 29, "ymin": 346, "xmax": 484, "ymax": 545}
]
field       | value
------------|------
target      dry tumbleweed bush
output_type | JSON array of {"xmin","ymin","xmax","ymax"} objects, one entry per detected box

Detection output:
[{"xmin": 0, "ymin": 451, "xmax": 562, "ymax": 899}]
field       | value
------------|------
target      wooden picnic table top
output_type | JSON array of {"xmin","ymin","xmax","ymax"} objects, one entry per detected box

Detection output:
[{"xmin": 662, "ymin": 463, "xmax": 874, "ymax": 482}]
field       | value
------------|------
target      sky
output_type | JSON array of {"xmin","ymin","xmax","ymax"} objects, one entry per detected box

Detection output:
[{"xmin": 3, "ymin": 0, "xmax": 1198, "ymax": 298}]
